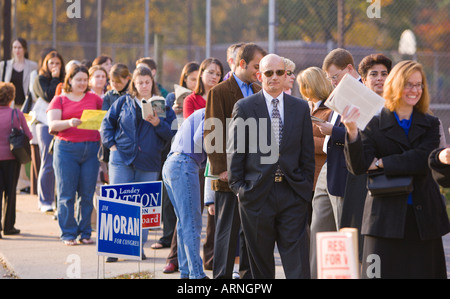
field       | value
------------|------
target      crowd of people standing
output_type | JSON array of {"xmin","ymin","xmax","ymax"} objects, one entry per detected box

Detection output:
[{"xmin": 0, "ymin": 37, "xmax": 449, "ymax": 279}]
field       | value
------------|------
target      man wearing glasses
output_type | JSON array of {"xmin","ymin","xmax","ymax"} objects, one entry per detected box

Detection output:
[
  {"xmin": 228, "ymin": 54, "xmax": 315, "ymax": 278},
  {"xmin": 309, "ymin": 48, "xmax": 362, "ymax": 278}
]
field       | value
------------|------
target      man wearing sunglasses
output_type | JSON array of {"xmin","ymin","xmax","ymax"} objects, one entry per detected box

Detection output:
[
  {"xmin": 228, "ymin": 54, "xmax": 315, "ymax": 278},
  {"xmin": 204, "ymin": 43, "xmax": 267, "ymax": 279}
]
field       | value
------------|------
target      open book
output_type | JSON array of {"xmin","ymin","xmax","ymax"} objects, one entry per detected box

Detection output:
[
  {"xmin": 142, "ymin": 96, "xmax": 166, "ymax": 119},
  {"xmin": 325, "ymin": 74, "xmax": 385, "ymax": 130}
]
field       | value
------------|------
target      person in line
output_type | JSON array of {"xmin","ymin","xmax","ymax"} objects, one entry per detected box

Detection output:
[
  {"xmin": 0, "ymin": 38, "xmax": 38, "ymax": 109},
  {"xmin": 309, "ymin": 48, "xmax": 361, "ymax": 278},
  {"xmin": 0, "ymin": 82, "xmax": 33, "ymax": 238},
  {"xmin": 342, "ymin": 60, "xmax": 450, "ymax": 278},
  {"xmin": 92, "ymin": 54, "xmax": 113, "ymax": 92},
  {"xmin": 282, "ymin": 57, "xmax": 296, "ymax": 95},
  {"xmin": 160, "ymin": 62, "xmax": 199, "ymax": 273},
  {"xmin": 33, "ymin": 50, "xmax": 65, "ymax": 213},
  {"xmin": 27, "ymin": 48, "xmax": 56, "ymax": 196},
  {"xmin": 101, "ymin": 66, "xmax": 177, "ymax": 261},
  {"xmin": 183, "ymin": 58, "xmax": 224, "ymax": 119},
  {"xmin": 156, "ymin": 62, "xmax": 199, "ymax": 259},
  {"xmin": 204, "ymin": 43, "xmax": 266, "ymax": 279},
  {"xmin": 296, "ymin": 66, "xmax": 333, "ymax": 223},
  {"xmin": 88, "ymin": 65, "xmax": 108, "ymax": 97},
  {"xmin": 228, "ymin": 54, "xmax": 315, "ymax": 278},
  {"xmin": 101, "ymin": 63, "xmax": 131, "ymax": 111},
  {"xmin": 0, "ymin": 38, "xmax": 38, "ymax": 195},
  {"xmin": 429, "ymin": 147, "xmax": 450, "ymax": 188},
  {"xmin": 98, "ymin": 63, "xmax": 132, "ymax": 184},
  {"xmin": 339, "ymin": 53, "xmax": 393, "ymax": 262},
  {"xmin": 223, "ymin": 43, "xmax": 245, "ymax": 81},
  {"xmin": 136, "ymin": 57, "xmax": 168, "ymax": 98},
  {"xmin": 47, "ymin": 64, "xmax": 103, "ymax": 246},
  {"xmin": 358, "ymin": 53, "xmax": 392, "ymax": 97},
  {"xmin": 162, "ymin": 108, "xmax": 208, "ymax": 279}
]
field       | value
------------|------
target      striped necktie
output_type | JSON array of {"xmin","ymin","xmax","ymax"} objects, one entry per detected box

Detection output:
[
  {"xmin": 272, "ymin": 98, "xmax": 284, "ymax": 177},
  {"xmin": 271, "ymin": 98, "xmax": 283, "ymax": 145}
]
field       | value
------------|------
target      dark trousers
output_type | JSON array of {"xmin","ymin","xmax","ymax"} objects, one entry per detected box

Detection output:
[
  {"xmin": 213, "ymin": 190, "xmax": 251, "ymax": 279},
  {"xmin": 239, "ymin": 180, "xmax": 310, "ymax": 279},
  {"xmin": 0, "ymin": 159, "xmax": 20, "ymax": 232}
]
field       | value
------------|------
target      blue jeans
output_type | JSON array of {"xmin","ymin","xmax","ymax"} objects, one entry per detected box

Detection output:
[
  {"xmin": 108, "ymin": 149, "xmax": 159, "ymax": 246},
  {"xmin": 36, "ymin": 124, "xmax": 55, "ymax": 209},
  {"xmin": 53, "ymin": 140, "xmax": 100, "ymax": 241},
  {"xmin": 162, "ymin": 153, "xmax": 205, "ymax": 279}
]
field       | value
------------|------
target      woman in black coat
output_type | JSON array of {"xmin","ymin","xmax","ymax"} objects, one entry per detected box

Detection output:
[{"xmin": 341, "ymin": 60, "xmax": 450, "ymax": 279}]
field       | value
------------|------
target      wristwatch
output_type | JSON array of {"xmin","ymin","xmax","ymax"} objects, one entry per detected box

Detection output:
[{"xmin": 375, "ymin": 159, "xmax": 381, "ymax": 168}]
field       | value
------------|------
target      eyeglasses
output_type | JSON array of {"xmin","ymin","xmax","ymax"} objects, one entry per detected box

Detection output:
[
  {"xmin": 286, "ymin": 71, "xmax": 295, "ymax": 76},
  {"xmin": 326, "ymin": 70, "xmax": 343, "ymax": 82},
  {"xmin": 404, "ymin": 83, "xmax": 424, "ymax": 90},
  {"xmin": 263, "ymin": 70, "xmax": 286, "ymax": 77}
]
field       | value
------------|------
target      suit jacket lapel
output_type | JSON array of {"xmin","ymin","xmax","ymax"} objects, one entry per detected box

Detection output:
[
  {"xmin": 280, "ymin": 94, "xmax": 296, "ymax": 150},
  {"xmin": 229, "ymin": 75, "xmax": 244, "ymax": 100},
  {"xmin": 253, "ymin": 92, "xmax": 272, "ymax": 148},
  {"xmin": 380, "ymin": 108, "xmax": 411, "ymax": 149},
  {"xmin": 408, "ymin": 110, "xmax": 429, "ymax": 145}
]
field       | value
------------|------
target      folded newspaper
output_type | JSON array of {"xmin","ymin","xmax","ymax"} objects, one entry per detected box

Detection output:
[{"xmin": 325, "ymin": 74, "xmax": 385, "ymax": 130}]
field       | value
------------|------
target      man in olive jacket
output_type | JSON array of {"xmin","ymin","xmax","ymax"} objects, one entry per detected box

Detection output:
[{"xmin": 204, "ymin": 43, "xmax": 266, "ymax": 279}]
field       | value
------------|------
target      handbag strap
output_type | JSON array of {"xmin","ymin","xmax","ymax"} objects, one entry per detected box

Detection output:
[
  {"xmin": 11, "ymin": 109, "xmax": 22, "ymax": 132},
  {"xmin": 2, "ymin": 60, "xmax": 6, "ymax": 82}
]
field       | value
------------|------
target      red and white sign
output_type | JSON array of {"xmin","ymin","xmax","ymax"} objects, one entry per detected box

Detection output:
[{"xmin": 316, "ymin": 229, "xmax": 359, "ymax": 279}]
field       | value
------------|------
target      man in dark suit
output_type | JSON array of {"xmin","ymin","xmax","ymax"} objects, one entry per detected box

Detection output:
[
  {"xmin": 227, "ymin": 54, "xmax": 315, "ymax": 279},
  {"xmin": 204, "ymin": 43, "xmax": 267, "ymax": 279}
]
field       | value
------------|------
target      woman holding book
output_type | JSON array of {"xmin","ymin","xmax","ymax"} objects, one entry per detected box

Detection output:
[{"xmin": 101, "ymin": 66, "xmax": 176, "ymax": 262}]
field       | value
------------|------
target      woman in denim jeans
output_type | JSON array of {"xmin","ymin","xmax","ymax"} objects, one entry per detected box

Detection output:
[
  {"xmin": 101, "ymin": 67, "xmax": 177, "ymax": 261},
  {"xmin": 47, "ymin": 64, "xmax": 103, "ymax": 246},
  {"xmin": 162, "ymin": 108, "xmax": 208, "ymax": 279}
]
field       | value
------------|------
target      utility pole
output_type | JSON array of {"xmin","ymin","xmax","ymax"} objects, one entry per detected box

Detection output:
[
  {"xmin": 337, "ymin": 0, "xmax": 345, "ymax": 48},
  {"xmin": 2, "ymin": 0, "xmax": 12, "ymax": 60},
  {"xmin": 268, "ymin": 0, "xmax": 276, "ymax": 53},
  {"xmin": 205, "ymin": 0, "xmax": 211, "ymax": 59}
]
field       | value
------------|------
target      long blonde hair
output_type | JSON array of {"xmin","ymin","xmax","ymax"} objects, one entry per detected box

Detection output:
[
  {"xmin": 383, "ymin": 60, "xmax": 430, "ymax": 114},
  {"xmin": 296, "ymin": 67, "xmax": 333, "ymax": 102}
]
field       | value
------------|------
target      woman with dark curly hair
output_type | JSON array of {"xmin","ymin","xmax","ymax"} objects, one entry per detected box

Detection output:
[{"xmin": 0, "ymin": 82, "xmax": 33, "ymax": 238}]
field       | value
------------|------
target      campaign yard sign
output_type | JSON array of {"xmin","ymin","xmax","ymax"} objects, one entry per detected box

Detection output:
[
  {"xmin": 316, "ymin": 228, "xmax": 359, "ymax": 279},
  {"xmin": 97, "ymin": 197, "xmax": 142, "ymax": 260},
  {"xmin": 100, "ymin": 181, "xmax": 163, "ymax": 229}
]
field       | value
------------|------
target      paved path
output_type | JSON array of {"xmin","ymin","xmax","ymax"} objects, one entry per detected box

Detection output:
[{"xmin": 0, "ymin": 194, "xmax": 448, "ymax": 279}]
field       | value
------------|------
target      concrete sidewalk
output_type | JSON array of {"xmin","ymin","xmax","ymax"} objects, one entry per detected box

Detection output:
[
  {"xmin": 0, "ymin": 193, "xmax": 449, "ymax": 279},
  {"xmin": 0, "ymin": 194, "xmax": 211, "ymax": 279}
]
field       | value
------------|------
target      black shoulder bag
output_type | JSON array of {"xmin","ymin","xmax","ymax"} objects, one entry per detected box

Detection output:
[{"xmin": 9, "ymin": 109, "xmax": 32, "ymax": 164}]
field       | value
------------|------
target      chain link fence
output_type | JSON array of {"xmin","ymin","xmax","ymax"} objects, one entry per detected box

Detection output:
[{"xmin": 3, "ymin": 0, "xmax": 450, "ymax": 141}]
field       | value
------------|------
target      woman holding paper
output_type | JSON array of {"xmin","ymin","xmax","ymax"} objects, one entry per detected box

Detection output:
[
  {"xmin": 47, "ymin": 64, "xmax": 103, "ymax": 246},
  {"xmin": 101, "ymin": 66, "xmax": 176, "ymax": 261},
  {"xmin": 341, "ymin": 60, "xmax": 450, "ymax": 278}
]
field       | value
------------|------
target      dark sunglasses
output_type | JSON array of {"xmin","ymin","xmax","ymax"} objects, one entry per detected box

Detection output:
[{"xmin": 263, "ymin": 69, "xmax": 286, "ymax": 77}]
